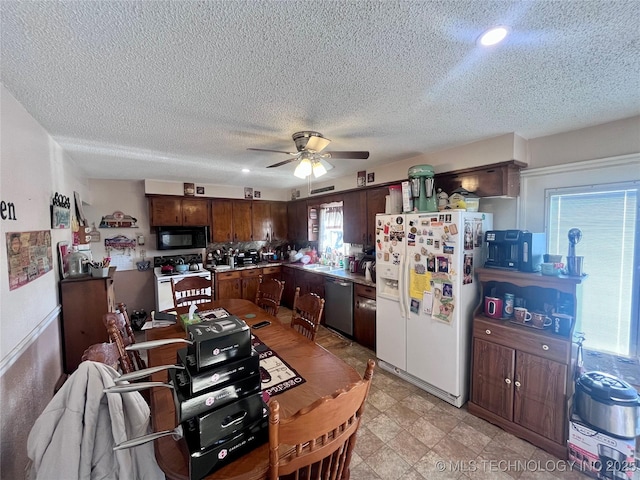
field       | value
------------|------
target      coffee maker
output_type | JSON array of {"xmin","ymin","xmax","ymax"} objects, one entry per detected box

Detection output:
[
  {"xmin": 408, "ymin": 164, "xmax": 438, "ymax": 212},
  {"xmin": 485, "ymin": 230, "xmax": 546, "ymax": 272}
]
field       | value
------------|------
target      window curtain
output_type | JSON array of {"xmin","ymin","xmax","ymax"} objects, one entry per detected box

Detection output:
[{"xmin": 319, "ymin": 205, "xmax": 343, "ymax": 253}]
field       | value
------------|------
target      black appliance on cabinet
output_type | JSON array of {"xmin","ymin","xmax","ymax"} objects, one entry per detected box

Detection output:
[
  {"xmin": 156, "ymin": 226, "xmax": 208, "ymax": 250},
  {"xmin": 484, "ymin": 230, "xmax": 546, "ymax": 272}
]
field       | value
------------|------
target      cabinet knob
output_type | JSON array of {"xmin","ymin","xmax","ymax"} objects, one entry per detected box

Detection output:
[
  {"xmin": 542, "ymin": 344, "xmax": 549, "ymax": 351},
  {"xmin": 485, "ymin": 329, "xmax": 491, "ymax": 335},
  {"xmin": 515, "ymin": 381, "xmax": 522, "ymax": 388},
  {"xmin": 504, "ymin": 378, "xmax": 511, "ymax": 385}
]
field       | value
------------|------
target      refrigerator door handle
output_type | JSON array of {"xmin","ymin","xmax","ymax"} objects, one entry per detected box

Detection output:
[{"xmin": 398, "ymin": 254, "xmax": 406, "ymax": 318}]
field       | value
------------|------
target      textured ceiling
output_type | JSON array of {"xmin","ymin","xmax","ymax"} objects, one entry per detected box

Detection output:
[{"xmin": 1, "ymin": 1, "xmax": 639, "ymax": 190}]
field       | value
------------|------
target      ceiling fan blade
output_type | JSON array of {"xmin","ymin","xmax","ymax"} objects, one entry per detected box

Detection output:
[
  {"xmin": 247, "ymin": 148, "xmax": 296, "ymax": 155},
  {"xmin": 325, "ymin": 151, "xmax": 370, "ymax": 159},
  {"xmin": 267, "ymin": 157, "xmax": 298, "ymax": 168},
  {"xmin": 305, "ymin": 136, "xmax": 331, "ymax": 153}
]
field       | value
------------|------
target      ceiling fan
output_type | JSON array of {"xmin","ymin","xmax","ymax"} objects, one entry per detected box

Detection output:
[{"xmin": 247, "ymin": 131, "xmax": 370, "ymax": 178}]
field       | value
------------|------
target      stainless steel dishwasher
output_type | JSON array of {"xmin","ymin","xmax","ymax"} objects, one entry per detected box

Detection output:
[{"xmin": 324, "ymin": 277, "xmax": 354, "ymax": 336}]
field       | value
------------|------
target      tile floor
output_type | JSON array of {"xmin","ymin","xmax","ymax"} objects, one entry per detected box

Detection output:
[{"xmin": 274, "ymin": 307, "xmax": 592, "ymax": 480}]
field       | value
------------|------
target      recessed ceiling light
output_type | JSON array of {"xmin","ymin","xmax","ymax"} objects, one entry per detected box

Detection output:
[
  {"xmin": 242, "ymin": 168, "xmax": 250, "ymax": 173},
  {"xmin": 478, "ymin": 26, "xmax": 509, "ymax": 46}
]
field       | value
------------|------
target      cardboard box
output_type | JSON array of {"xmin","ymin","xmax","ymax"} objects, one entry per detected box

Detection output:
[
  {"xmin": 176, "ymin": 348, "xmax": 260, "ymax": 396},
  {"xmin": 170, "ymin": 369, "xmax": 260, "ymax": 423},
  {"xmin": 182, "ymin": 391, "xmax": 265, "ymax": 450},
  {"xmin": 186, "ymin": 316, "xmax": 251, "ymax": 370},
  {"xmin": 568, "ymin": 414, "xmax": 637, "ymax": 479},
  {"xmin": 181, "ymin": 404, "xmax": 268, "ymax": 480}
]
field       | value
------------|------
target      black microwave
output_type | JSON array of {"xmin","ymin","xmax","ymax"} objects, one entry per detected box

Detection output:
[{"xmin": 156, "ymin": 226, "xmax": 208, "ymax": 250}]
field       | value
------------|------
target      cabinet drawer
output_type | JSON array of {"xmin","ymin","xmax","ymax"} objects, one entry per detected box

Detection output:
[
  {"xmin": 216, "ymin": 271, "xmax": 241, "ymax": 280},
  {"xmin": 241, "ymin": 268, "xmax": 262, "ymax": 278},
  {"xmin": 473, "ymin": 318, "xmax": 570, "ymax": 364},
  {"xmin": 355, "ymin": 284, "xmax": 376, "ymax": 300},
  {"xmin": 262, "ymin": 266, "xmax": 281, "ymax": 275}
]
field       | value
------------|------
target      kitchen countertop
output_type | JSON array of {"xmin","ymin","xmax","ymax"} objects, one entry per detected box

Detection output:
[{"xmin": 207, "ymin": 262, "xmax": 376, "ymax": 288}]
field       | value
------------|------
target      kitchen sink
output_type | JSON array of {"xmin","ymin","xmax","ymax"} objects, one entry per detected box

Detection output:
[{"xmin": 302, "ymin": 264, "xmax": 332, "ymax": 272}]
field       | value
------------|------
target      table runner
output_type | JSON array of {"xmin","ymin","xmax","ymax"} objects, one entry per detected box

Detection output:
[{"xmin": 251, "ymin": 335, "xmax": 306, "ymax": 397}]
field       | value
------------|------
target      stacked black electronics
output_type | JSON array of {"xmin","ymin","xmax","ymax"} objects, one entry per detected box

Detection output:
[{"xmin": 174, "ymin": 316, "xmax": 268, "ymax": 479}]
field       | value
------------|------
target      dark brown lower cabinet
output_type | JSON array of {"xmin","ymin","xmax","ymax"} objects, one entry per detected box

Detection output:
[
  {"xmin": 353, "ymin": 284, "xmax": 376, "ymax": 351},
  {"xmin": 469, "ymin": 318, "xmax": 571, "ymax": 458},
  {"xmin": 215, "ymin": 271, "xmax": 241, "ymax": 300},
  {"xmin": 60, "ymin": 268, "xmax": 116, "ymax": 373}
]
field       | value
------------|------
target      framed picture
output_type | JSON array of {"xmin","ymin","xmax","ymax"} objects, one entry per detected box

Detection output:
[
  {"xmin": 244, "ymin": 187, "xmax": 254, "ymax": 199},
  {"xmin": 51, "ymin": 205, "xmax": 70, "ymax": 229},
  {"xmin": 57, "ymin": 241, "xmax": 70, "ymax": 279},
  {"xmin": 367, "ymin": 172, "xmax": 375, "ymax": 184},
  {"xmin": 196, "ymin": 186, "xmax": 205, "ymax": 195},
  {"xmin": 184, "ymin": 183, "xmax": 195, "ymax": 196},
  {"xmin": 254, "ymin": 190, "xmax": 261, "ymax": 199},
  {"xmin": 357, "ymin": 171, "xmax": 366, "ymax": 187}
]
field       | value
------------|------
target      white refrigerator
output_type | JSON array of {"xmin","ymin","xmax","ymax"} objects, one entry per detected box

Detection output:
[{"xmin": 375, "ymin": 211, "xmax": 493, "ymax": 407}]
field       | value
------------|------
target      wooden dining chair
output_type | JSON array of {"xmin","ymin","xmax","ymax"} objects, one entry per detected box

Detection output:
[
  {"xmin": 255, "ymin": 276, "xmax": 285, "ymax": 316},
  {"xmin": 268, "ymin": 359, "xmax": 375, "ymax": 480},
  {"xmin": 102, "ymin": 311, "xmax": 144, "ymax": 374},
  {"xmin": 81, "ymin": 342, "xmax": 120, "ymax": 370},
  {"xmin": 290, "ymin": 287, "xmax": 325, "ymax": 342},
  {"xmin": 116, "ymin": 303, "xmax": 146, "ymax": 370},
  {"xmin": 171, "ymin": 276, "xmax": 213, "ymax": 308}
]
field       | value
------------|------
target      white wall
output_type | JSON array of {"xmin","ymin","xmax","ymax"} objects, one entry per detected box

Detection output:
[
  {"xmin": 0, "ymin": 84, "xmax": 89, "ymax": 479},
  {"xmin": 1, "ymin": 85, "xmax": 87, "ymax": 361},
  {"xmin": 520, "ymin": 116, "xmax": 640, "ymax": 232}
]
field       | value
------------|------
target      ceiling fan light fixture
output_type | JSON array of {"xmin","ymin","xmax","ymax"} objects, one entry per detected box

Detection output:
[
  {"xmin": 294, "ymin": 157, "xmax": 313, "ymax": 178},
  {"xmin": 312, "ymin": 160, "xmax": 327, "ymax": 178},
  {"xmin": 478, "ymin": 26, "xmax": 509, "ymax": 46}
]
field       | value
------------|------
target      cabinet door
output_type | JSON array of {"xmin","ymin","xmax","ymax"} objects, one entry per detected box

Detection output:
[
  {"xmin": 471, "ymin": 338, "xmax": 515, "ymax": 420},
  {"xmin": 366, "ymin": 187, "xmax": 389, "ymax": 246},
  {"xmin": 241, "ymin": 269, "xmax": 262, "ymax": 301},
  {"xmin": 216, "ymin": 278, "xmax": 241, "ymax": 300},
  {"xmin": 270, "ymin": 202, "xmax": 288, "ymax": 241},
  {"xmin": 252, "ymin": 201, "xmax": 271, "ymax": 241},
  {"xmin": 343, "ymin": 191, "xmax": 367, "ymax": 245},
  {"xmin": 211, "ymin": 199, "xmax": 233, "ymax": 242},
  {"xmin": 182, "ymin": 198, "xmax": 209, "ymax": 226},
  {"xmin": 354, "ymin": 294, "xmax": 376, "ymax": 351},
  {"xmin": 232, "ymin": 200, "xmax": 253, "ymax": 241},
  {"xmin": 262, "ymin": 266, "xmax": 282, "ymax": 282},
  {"xmin": 149, "ymin": 197, "xmax": 182, "ymax": 226},
  {"xmin": 281, "ymin": 268, "xmax": 296, "ymax": 308},
  {"xmin": 287, "ymin": 200, "xmax": 308, "ymax": 243},
  {"xmin": 513, "ymin": 351, "xmax": 567, "ymax": 444}
]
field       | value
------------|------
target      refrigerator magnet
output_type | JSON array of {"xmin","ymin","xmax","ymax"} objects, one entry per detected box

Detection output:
[
  {"xmin": 443, "ymin": 283, "xmax": 453, "ymax": 297},
  {"xmin": 419, "ymin": 236, "xmax": 424, "ymax": 243},
  {"xmin": 427, "ymin": 255, "xmax": 436, "ymax": 272},
  {"xmin": 443, "ymin": 245, "xmax": 454, "ymax": 254},
  {"xmin": 414, "ymin": 253, "xmax": 421, "ymax": 261},
  {"xmin": 437, "ymin": 256, "xmax": 449, "ymax": 272},
  {"xmin": 449, "ymin": 223, "xmax": 458, "ymax": 235},
  {"xmin": 410, "ymin": 299, "xmax": 420, "ymax": 314},
  {"xmin": 423, "ymin": 291, "xmax": 433, "ymax": 314},
  {"xmin": 396, "ymin": 216, "xmax": 403, "ymax": 224},
  {"xmin": 420, "ymin": 247, "xmax": 427, "ymax": 255},
  {"xmin": 434, "ymin": 240, "xmax": 440, "ymax": 249}
]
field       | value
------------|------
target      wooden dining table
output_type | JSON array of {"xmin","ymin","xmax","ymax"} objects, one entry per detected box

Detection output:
[{"xmin": 145, "ymin": 298, "xmax": 362, "ymax": 480}]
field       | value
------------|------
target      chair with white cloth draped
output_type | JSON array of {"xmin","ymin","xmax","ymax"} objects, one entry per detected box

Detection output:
[{"xmin": 26, "ymin": 361, "xmax": 164, "ymax": 480}]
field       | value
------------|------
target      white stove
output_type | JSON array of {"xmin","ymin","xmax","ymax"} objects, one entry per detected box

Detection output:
[{"xmin": 153, "ymin": 254, "xmax": 212, "ymax": 312}]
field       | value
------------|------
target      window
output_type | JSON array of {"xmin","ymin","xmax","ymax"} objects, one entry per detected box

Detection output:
[
  {"xmin": 318, "ymin": 203, "xmax": 346, "ymax": 259},
  {"xmin": 546, "ymin": 183, "xmax": 639, "ymax": 356}
]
